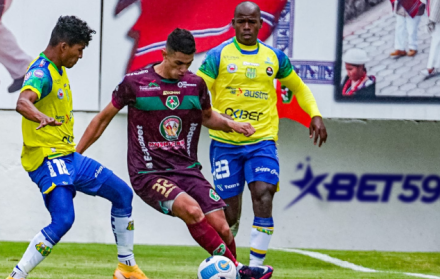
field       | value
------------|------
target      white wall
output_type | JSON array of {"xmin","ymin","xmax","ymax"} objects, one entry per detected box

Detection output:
[{"xmin": 1, "ymin": 110, "xmax": 439, "ymax": 251}]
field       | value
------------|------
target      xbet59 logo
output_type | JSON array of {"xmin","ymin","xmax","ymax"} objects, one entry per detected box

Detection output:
[{"xmin": 286, "ymin": 158, "xmax": 440, "ymax": 209}]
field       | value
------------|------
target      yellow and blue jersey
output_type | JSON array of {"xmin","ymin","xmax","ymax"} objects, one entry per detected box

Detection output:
[
  {"xmin": 21, "ymin": 53, "xmax": 75, "ymax": 172},
  {"xmin": 197, "ymin": 37, "xmax": 321, "ymax": 145}
]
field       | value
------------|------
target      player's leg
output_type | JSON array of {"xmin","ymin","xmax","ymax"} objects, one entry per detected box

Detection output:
[
  {"xmin": 8, "ymin": 186, "xmax": 75, "ymax": 279},
  {"xmin": 205, "ymin": 209, "xmax": 236, "ymax": 258},
  {"xmin": 244, "ymin": 141, "xmax": 279, "ymax": 267},
  {"xmin": 209, "ymin": 140, "xmax": 246, "ymax": 237},
  {"xmin": 73, "ymin": 153, "xmax": 147, "ymax": 279}
]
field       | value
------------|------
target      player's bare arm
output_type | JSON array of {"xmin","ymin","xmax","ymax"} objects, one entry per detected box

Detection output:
[
  {"xmin": 202, "ymin": 107, "xmax": 255, "ymax": 137},
  {"xmin": 76, "ymin": 102, "xmax": 120, "ymax": 154},
  {"xmin": 16, "ymin": 90, "xmax": 62, "ymax": 130}
]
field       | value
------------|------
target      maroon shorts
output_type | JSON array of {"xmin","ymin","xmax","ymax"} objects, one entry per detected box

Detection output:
[{"xmin": 131, "ymin": 169, "xmax": 226, "ymax": 216}]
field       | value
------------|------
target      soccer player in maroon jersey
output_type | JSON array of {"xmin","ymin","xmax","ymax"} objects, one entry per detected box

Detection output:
[{"xmin": 77, "ymin": 28, "xmax": 274, "ymax": 279}]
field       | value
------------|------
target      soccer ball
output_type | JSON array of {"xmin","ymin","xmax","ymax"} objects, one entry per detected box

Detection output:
[{"xmin": 197, "ymin": 256, "xmax": 237, "ymax": 279}]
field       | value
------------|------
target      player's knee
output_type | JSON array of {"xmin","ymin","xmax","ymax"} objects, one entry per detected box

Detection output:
[
  {"xmin": 52, "ymin": 210, "xmax": 75, "ymax": 236},
  {"xmin": 217, "ymin": 222, "xmax": 232, "ymax": 239},
  {"xmin": 185, "ymin": 205, "xmax": 204, "ymax": 223}
]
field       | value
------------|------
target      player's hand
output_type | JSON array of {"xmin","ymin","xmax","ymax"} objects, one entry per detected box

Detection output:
[
  {"xmin": 230, "ymin": 121, "xmax": 255, "ymax": 137},
  {"xmin": 37, "ymin": 116, "xmax": 62, "ymax": 130},
  {"xmin": 309, "ymin": 116, "xmax": 327, "ymax": 147}
]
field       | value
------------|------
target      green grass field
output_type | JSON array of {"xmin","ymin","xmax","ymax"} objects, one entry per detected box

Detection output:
[{"xmin": 1, "ymin": 242, "xmax": 440, "ymax": 278}]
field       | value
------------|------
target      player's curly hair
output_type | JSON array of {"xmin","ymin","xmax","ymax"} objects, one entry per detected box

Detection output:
[
  {"xmin": 49, "ymin": 16, "xmax": 96, "ymax": 47},
  {"xmin": 166, "ymin": 28, "xmax": 196, "ymax": 55}
]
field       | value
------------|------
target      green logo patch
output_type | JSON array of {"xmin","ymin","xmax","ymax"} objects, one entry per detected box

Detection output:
[
  {"xmin": 35, "ymin": 242, "xmax": 52, "ymax": 257},
  {"xmin": 160, "ymin": 116, "xmax": 182, "ymax": 141},
  {"xmin": 166, "ymin": 95, "xmax": 180, "ymax": 110},
  {"xmin": 127, "ymin": 221, "xmax": 134, "ymax": 231},
  {"xmin": 209, "ymin": 189, "xmax": 221, "ymax": 202},
  {"xmin": 245, "ymin": 67, "xmax": 257, "ymax": 79},
  {"xmin": 281, "ymin": 85, "xmax": 293, "ymax": 104},
  {"xmin": 213, "ymin": 243, "xmax": 226, "ymax": 255}
]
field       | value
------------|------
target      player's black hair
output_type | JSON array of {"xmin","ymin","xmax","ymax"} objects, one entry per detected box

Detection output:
[
  {"xmin": 166, "ymin": 28, "xmax": 196, "ymax": 55},
  {"xmin": 49, "ymin": 16, "xmax": 96, "ymax": 47}
]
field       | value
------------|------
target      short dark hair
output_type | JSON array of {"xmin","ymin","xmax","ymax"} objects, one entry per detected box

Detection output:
[
  {"xmin": 166, "ymin": 28, "xmax": 196, "ymax": 55},
  {"xmin": 49, "ymin": 16, "xmax": 96, "ymax": 47}
]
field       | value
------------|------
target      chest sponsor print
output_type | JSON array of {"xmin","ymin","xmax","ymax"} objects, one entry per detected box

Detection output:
[
  {"xmin": 57, "ymin": 89, "xmax": 64, "ymax": 100},
  {"xmin": 166, "ymin": 95, "xmax": 180, "ymax": 110},
  {"xmin": 266, "ymin": 67, "xmax": 274, "ymax": 77},
  {"xmin": 160, "ymin": 116, "xmax": 182, "ymax": 141}
]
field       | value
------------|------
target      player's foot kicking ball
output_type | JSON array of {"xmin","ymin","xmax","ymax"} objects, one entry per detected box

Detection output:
[
  {"xmin": 113, "ymin": 263, "xmax": 149, "ymax": 279},
  {"xmin": 238, "ymin": 265, "xmax": 274, "ymax": 279}
]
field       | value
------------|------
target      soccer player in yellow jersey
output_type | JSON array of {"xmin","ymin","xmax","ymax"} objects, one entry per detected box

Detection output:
[
  {"xmin": 197, "ymin": 1, "xmax": 328, "ymax": 267},
  {"xmin": 6, "ymin": 16, "xmax": 148, "ymax": 279}
]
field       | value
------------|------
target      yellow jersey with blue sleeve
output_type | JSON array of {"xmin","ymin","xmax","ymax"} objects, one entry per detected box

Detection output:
[
  {"xmin": 21, "ymin": 53, "xmax": 75, "ymax": 172},
  {"xmin": 197, "ymin": 37, "xmax": 321, "ymax": 145}
]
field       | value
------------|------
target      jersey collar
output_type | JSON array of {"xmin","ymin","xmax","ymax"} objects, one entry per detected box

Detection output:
[
  {"xmin": 233, "ymin": 37, "xmax": 260, "ymax": 55},
  {"xmin": 40, "ymin": 52, "xmax": 63, "ymax": 76}
]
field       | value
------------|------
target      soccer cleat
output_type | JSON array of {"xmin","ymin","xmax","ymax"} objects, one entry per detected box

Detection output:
[
  {"xmin": 113, "ymin": 263, "xmax": 149, "ymax": 279},
  {"xmin": 238, "ymin": 265, "xmax": 273, "ymax": 279}
]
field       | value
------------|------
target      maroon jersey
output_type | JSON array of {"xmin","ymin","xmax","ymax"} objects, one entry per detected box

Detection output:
[{"xmin": 112, "ymin": 65, "xmax": 211, "ymax": 178}]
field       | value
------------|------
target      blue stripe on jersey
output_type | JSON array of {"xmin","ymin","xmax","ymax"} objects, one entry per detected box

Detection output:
[{"xmin": 26, "ymin": 57, "xmax": 53, "ymax": 101}]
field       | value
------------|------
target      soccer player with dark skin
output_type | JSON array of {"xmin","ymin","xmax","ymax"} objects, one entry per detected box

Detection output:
[
  {"xmin": 77, "ymin": 28, "xmax": 274, "ymax": 279},
  {"xmin": 197, "ymin": 1, "xmax": 327, "ymax": 267},
  {"xmin": 7, "ymin": 16, "xmax": 148, "ymax": 279}
]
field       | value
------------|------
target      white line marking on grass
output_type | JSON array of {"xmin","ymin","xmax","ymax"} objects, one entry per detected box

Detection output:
[
  {"xmin": 274, "ymin": 248, "xmax": 440, "ymax": 279},
  {"xmin": 275, "ymin": 248, "xmax": 377, "ymax": 272}
]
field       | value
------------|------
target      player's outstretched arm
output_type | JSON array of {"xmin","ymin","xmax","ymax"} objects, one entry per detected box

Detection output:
[
  {"xmin": 76, "ymin": 102, "xmax": 120, "ymax": 154},
  {"xmin": 16, "ymin": 90, "xmax": 63, "ymax": 130},
  {"xmin": 280, "ymin": 72, "xmax": 328, "ymax": 147},
  {"xmin": 202, "ymin": 108, "xmax": 255, "ymax": 137}
]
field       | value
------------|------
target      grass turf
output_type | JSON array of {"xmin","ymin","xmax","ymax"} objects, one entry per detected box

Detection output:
[{"xmin": 1, "ymin": 242, "xmax": 439, "ymax": 278}]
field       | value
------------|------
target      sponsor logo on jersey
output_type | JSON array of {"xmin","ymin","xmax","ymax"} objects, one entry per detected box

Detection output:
[
  {"xmin": 24, "ymin": 72, "xmax": 32, "ymax": 81},
  {"xmin": 213, "ymin": 243, "xmax": 226, "ymax": 256},
  {"xmin": 177, "ymin": 81, "xmax": 197, "ymax": 88},
  {"xmin": 243, "ymin": 61, "xmax": 260, "ymax": 67},
  {"xmin": 127, "ymin": 221, "xmax": 134, "ymax": 231},
  {"xmin": 34, "ymin": 70, "xmax": 44, "ymax": 78},
  {"xmin": 163, "ymin": 91, "xmax": 180, "ymax": 95},
  {"xmin": 137, "ymin": 125, "xmax": 153, "ymax": 168},
  {"xmin": 255, "ymin": 167, "xmax": 279, "ymax": 177},
  {"xmin": 244, "ymin": 90, "xmax": 269, "ymax": 100},
  {"xmin": 126, "ymin": 69, "xmax": 148, "ymax": 76},
  {"xmin": 223, "ymin": 55, "xmax": 239, "ymax": 60},
  {"xmin": 166, "ymin": 95, "xmax": 180, "ymax": 110},
  {"xmin": 39, "ymin": 60, "xmax": 46, "ymax": 67},
  {"xmin": 140, "ymin": 80, "xmax": 161, "ymax": 91},
  {"xmin": 57, "ymin": 89, "xmax": 64, "ymax": 99},
  {"xmin": 225, "ymin": 108, "xmax": 263, "ymax": 121},
  {"xmin": 95, "ymin": 166, "xmax": 104, "ymax": 178},
  {"xmin": 245, "ymin": 67, "xmax": 257, "ymax": 79},
  {"xmin": 148, "ymin": 139, "xmax": 185, "ymax": 150},
  {"xmin": 224, "ymin": 182, "xmax": 240, "ymax": 189},
  {"xmin": 266, "ymin": 67, "xmax": 274, "ymax": 76},
  {"xmin": 227, "ymin": 63, "xmax": 237, "ymax": 73},
  {"xmin": 160, "ymin": 116, "xmax": 182, "ymax": 141},
  {"xmin": 209, "ymin": 189, "xmax": 221, "ymax": 202},
  {"xmin": 265, "ymin": 57, "xmax": 274, "ymax": 65},
  {"xmin": 35, "ymin": 242, "xmax": 52, "ymax": 257},
  {"xmin": 187, "ymin": 123, "xmax": 198, "ymax": 156}
]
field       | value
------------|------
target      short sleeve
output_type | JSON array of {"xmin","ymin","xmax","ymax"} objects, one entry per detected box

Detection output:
[
  {"xmin": 21, "ymin": 68, "xmax": 52, "ymax": 101},
  {"xmin": 274, "ymin": 49, "xmax": 293, "ymax": 80},
  {"xmin": 112, "ymin": 76, "xmax": 136, "ymax": 109},
  {"xmin": 198, "ymin": 78, "xmax": 212, "ymax": 110}
]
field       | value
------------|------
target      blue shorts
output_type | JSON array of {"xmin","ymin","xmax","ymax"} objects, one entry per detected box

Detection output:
[
  {"xmin": 209, "ymin": 140, "xmax": 279, "ymax": 199},
  {"xmin": 29, "ymin": 152, "xmax": 113, "ymax": 202}
]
